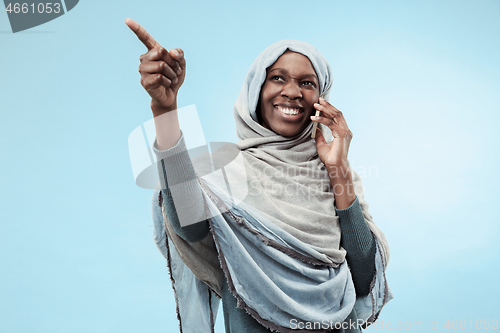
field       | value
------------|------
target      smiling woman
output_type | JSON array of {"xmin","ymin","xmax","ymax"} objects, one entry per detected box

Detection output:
[
  {"xmin": 126, "ymin": 18, "xmax": 392, "ymax": 333},
  {"xmin": 257, "ymin": 50, "xmax": 320, "ymax": 137}
]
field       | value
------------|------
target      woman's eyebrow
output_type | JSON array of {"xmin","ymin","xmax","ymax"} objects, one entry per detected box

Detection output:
[
  {"xmin": 269, "ymin": 68, "xmax": 318, "ymax": 80},
  {"xmin": 269, "ymin": 68, "xmax": 285, "ymax": 74},
  {"xmin": 300, "ymin": 74, "xmax": 318, "ymax": 80}
]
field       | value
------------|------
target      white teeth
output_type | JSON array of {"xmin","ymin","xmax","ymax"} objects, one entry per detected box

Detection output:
[{"xmin": 276, "ymin": 106, "xmax": 300, "ymax": 115}]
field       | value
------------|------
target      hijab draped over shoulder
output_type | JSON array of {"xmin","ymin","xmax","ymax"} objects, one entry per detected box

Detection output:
[{"xmin": 229, "ymin": 39, "xmax": 389, "ymax": 265}]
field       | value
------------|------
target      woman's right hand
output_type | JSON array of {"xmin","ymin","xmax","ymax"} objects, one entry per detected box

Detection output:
[{"xmin": 125, "ymin": 18, "xmax": 186, "ymax": 116}]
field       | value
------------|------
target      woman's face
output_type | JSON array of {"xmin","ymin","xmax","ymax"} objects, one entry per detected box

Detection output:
[{"xmin": 258, "ymin": 50, "xmax": 320, "ymax": 137}]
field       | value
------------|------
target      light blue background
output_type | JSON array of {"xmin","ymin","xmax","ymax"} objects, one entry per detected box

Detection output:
[{"xmin": 1, "ymin": 0, "xmax": 499, "ymax": 332}]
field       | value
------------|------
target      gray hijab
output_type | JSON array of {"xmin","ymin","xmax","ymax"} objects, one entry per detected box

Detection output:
[
  {"xmin": 228, "ymin": 39, "xmax": 390, "ymax": 265},
  {"xmin": 229, "ymin": 40, "xmax": 344, "ymax": 263}
]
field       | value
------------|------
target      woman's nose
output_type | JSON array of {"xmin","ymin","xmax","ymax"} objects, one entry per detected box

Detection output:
[{"xmin": 281, "ymin": 81, "xmax": 302, "ymax": 100}]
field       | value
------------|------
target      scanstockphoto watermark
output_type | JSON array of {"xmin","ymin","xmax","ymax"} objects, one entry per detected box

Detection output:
[
  {"xmin": 3, "ymin": 0, "xmax": 79, "ymax": 33},
  {"xmin": 289, "ymin": 318, "xmax": 424, "ymax": 330},
  {"xmin": 243, "ymin": 162, "xmax": 378, "ymax": 200},
  {"xmin": 247, "ymin": 176, "xmax": 364, "ymax": 199},
  {"xmin": 245, "ymin": 161, "xmax": 379, "ymax": 180},
  {"xmin": 290, "ymin": 318, "xmax": 500, "ymax": 331},
  {"xmin": 290, "ymin": 318, "xmax": 369, "ymax": 330}
]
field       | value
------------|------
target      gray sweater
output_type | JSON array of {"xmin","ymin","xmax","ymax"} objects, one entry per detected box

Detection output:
[{"xmin": 154, "ymin": 135, "xmax": 376, "ymax": 333}]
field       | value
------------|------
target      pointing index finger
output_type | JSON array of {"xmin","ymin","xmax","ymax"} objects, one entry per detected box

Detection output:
[{"xmin": 125, "ymin": 18, "xmax": 159, "ymax": 50}]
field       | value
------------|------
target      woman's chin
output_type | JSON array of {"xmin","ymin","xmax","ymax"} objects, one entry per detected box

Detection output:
[{"xmin": 273, "ymin": 123, "xmax": 309, "ymax": 137}]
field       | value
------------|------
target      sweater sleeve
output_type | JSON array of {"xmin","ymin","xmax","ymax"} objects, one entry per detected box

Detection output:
[
  {"xmin": 153, "ymin": 131, "xmax": 209, "ymax": 243},
  {"xmin": 335, "ymin": 196, "xmax": 376, "ymax": 296}
]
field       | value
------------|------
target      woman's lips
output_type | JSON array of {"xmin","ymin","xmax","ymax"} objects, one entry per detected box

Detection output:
[{"xmin": 274, "ymin": 105, "xmax": 304, "ymax": 120}]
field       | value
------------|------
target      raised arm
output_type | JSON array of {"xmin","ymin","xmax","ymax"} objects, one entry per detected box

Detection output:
[
  {"xmin": 126, "ymin": 18, "xmax": 209, "ymax": 242},
  {"xmin": 154, "ymin": 132, "xmax": 210, "ymax": 243},
  {"xmin": 125, "ymin": 17, "xmax": 186, "ymax": 149},
  {"xmin": 310, "ymin": 98, "xmax": 376, "ymax": 296}
]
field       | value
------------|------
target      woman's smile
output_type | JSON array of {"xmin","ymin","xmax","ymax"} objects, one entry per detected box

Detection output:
[{"xmin": 274, "ymin": 104, "xmax": 304, "ymax": 119}]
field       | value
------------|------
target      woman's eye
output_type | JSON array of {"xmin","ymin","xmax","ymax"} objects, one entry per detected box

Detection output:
[
  {"xmin": 302, "ymin": 81, "xmax": 316, "ymax": 87},
  {"xmin": 271, "ymin": 75, "xmax": 285, "ymax": 82}
]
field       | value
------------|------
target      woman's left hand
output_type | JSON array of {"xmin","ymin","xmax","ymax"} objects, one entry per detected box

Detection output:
[{"xmin": 311, "ymin": 97, "xmax": 353, "ymax": 169}]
